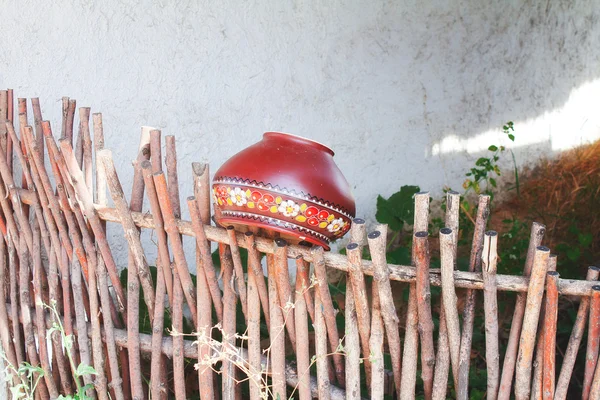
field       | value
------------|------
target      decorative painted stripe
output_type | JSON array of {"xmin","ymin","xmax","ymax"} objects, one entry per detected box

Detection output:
[
  {"xmin": 213, "ymin": 176, "xmax": 353, "ymax": 219},
  {"xmin": 221, "ymin": 210, "xmax": 330, "ymax": 242}
]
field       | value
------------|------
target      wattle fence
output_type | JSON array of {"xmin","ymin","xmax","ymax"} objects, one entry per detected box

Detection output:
[{"xmin": 0, "ymin": 90, "xmax": 598, "ymax": 400}]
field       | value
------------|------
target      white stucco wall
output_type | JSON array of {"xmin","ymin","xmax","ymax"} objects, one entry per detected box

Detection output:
[{"xmin": 0, "ymin": 0, "xmax": 600, "ymax": 393}]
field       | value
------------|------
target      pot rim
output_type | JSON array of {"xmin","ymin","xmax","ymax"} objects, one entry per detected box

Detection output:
[{"xmin": 263, "ymin": 131, "xmax": 334, "ymax": 156}]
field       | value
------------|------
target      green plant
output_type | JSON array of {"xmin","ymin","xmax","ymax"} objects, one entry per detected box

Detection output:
[
  {"xmin": 462, "ymin": 121, "xmax": 517, "ymax": 198},
  {"xmin": 374, "ymin": 185, "xmax": 421, "ymax": 265},
  {"xmin": 46, "ymin": 301, "xmax": 97, "ymax": 400},
  {"xmin": 1, "ymin": 359, "xmax": 45, "ymax": 400},
  {"xmin": 2, "ymin": 300, "xmax": 97, "ymax": 400}
]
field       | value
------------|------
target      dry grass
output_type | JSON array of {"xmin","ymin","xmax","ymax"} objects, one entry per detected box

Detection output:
[{"xmin": 495, "ymin": 139, "xmax": 600, "ymax": 267}]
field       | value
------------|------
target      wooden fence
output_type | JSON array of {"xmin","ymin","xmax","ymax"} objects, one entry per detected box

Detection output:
[{"xmin": 0, "ymin": 90, "xmax": 599, "ymax": 399}]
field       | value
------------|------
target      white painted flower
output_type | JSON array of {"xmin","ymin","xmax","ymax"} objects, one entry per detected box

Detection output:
[
  {"xmin": 229, "ymin": 187, "xmax": 247, "ymax": 206},
  {"xmin": 327, "ymin": 218, "xmax": 345, "ymax": 233},
  {"xmin": 278, "ymin": 200, "xmax": 300, "ymax": 217}
]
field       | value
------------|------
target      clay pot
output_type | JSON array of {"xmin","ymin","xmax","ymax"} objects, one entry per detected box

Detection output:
[{"xmin": 212, "ymin": 132, "xmax": 355, "ymax": 249}]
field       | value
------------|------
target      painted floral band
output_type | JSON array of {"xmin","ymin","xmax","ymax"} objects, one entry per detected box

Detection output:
[{"xmin": 212, "ymin": 184, "xmax": 351, "ymax": 237}]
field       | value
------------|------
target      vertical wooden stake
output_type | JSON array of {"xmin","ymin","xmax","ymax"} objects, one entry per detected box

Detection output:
[
  {"xmin": 554, "ymin": 266, "xmax": 600, "ymax": 400},
  {"xmin": 514, "ymin": 246, "xmax": 550, "ymax": 400},
  {"xmin": 274, "ymin": 238, "xmax": 296, "ymax": 349},
  {"xmin": 584, "ymin": 286, "xmax": 600, "ymax": 400},
  {"xmin": 315, "ymin": 289, "xmax": 331, "ymax": 400},
  {"xmin": 268, "ymin": 249, "xmax": 286, "ymax": 400},
  {"xmin": 498, "ymin": 223, "xmax": 546, "ymax": 400},
  {"xmin": 403, "ymin": 191, "xmax": 429, "ymax": 400},
  {"xmin": 482, "ymin": 231, "xmax": 499, "ymax": 400},
  {"xmin": 457, "ymin": 194, "xmax": 490, "ymax": 400},
  {"xmin": 245, "ymin": 231, "xmax": 264, "ymax": 400},
  {"xmin": 368, "ymin": 227, "xmax": 402, "ymax": 395},
  {"xmin": 294, "ymin": 250, "xmax": 312, "ymax": 400},
  {"xmin": 415, "ymin": 231, "xmax": 435, "ymax": 400},
  {"xmin": 439, "ymin": 227, "xmax": 462, "ymax": 386},
  {"xmin": 542, "ymin": 271, "xmax": 559, "ymax": 400}
]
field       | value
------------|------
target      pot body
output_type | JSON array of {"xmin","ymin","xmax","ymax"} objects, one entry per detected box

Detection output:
[{"xmin": 212, "ymin": 132, "xmax": 355, "ymax": 249}]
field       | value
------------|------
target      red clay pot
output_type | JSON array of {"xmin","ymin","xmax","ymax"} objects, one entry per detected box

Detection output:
[{"xmin": 212, "ymin": 132, "xmax": 355, "ymax": 249}]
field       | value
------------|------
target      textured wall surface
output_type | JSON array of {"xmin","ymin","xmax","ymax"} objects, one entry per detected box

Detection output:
[
  {"xmin": 2, "ymin": 0, "xmax": 600, "ymax": 221},
  {"xmin": 0, "ymin": 0, "xmax": 600, "ymax": 395}
]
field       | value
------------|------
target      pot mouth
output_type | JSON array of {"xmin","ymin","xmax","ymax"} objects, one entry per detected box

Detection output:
[{"xmin": 263, "ymin": 131, "xmax": 334, "ymax": 156}]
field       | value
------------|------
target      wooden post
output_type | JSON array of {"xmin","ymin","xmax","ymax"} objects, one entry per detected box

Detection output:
[
  {"xmin": 368, "ymin": 227, "xmax": 402, "ymax": 395},
  {"xmin": 482, "ymin": 231, "xmax": 499, "ymax": 400},
  {"xmin": 153, "ymin": 171, "xmax": 198, "ymax": 325},
  {"xmin": 245, "ymin": 233, "xmax": 269, "ymax": 326},
  {"xmin": 273, "ymin": 238, "xmax": 296, "ymax": 349},
  {"xmin": 245, "ymin": 231, "xmax": 264, "ymax": 400},
  {"xmin": 315, "ymin": 289, "xmax": 331, "ymax": 400},
  {"xmin": 98, "ymin": 149, "xmax": 155, "ymax": 318},
  {"xmin": 415, "ymin": 231, "xmax": 435, "ymax": 400},
  {"xmin": 402, "ymin": 191, "xmax": 430, "ymax": 399},
  {"xmin": 19, "ymin": 235, "xmax": 49, "ymax": 399},
  {"xmin": 312, "ymin": 246, "xmax": 345, "ymax": 387},
  {"xmin": 439, "ymin": 227, "xmax": 461, "ymax": 386},
  {"xmin": 584, "ymin": 286, "xmax": 600, "ymax": 400},
  {"xmin": 343, "ymin": 277, "xmax": 360, "ymax": 400},
  {"xmin": 514, "ymin": 246, "xmax": 550, "ymax": 400},
  {"xmin": 58, "ymin": 137, "xmax": 127, "ymax": 317},
  {"xmin": 531, "ymin": 254, "xmax": 558, "ymax": 399},
  {"xmin": 457, "ymin": 194, "xmax": 490, "ymax": 400},
  {"xmin": 227, "ymin": 226, "xmax": 249, "ymax": 321},
  {"xmin": 268, "ymin": 248, "xmax": 286, "ymax": 400},
  {"xmin": 498, "ymin": 222, "xmax": 546, "ymax": 400},
  {"xmin": 554, "ymin": 266, "xmax": 600, "ymax": 399},
  {"xmin": 542, "ymin": 271, "xmax": 559, "ymax": 400},
  {"xmin": 92, "ymin": 112, "xmax": 126, "ymax": 400}
]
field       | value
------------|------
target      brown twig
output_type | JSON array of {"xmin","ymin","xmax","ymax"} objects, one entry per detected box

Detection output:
[
  {"xmin": 312, "ymin": 246, "xmax": 345, "ymax": 387},
  {"xmin": 554, "ymin": 266, "xmax": 600, "ymax": 400},
  {"xmin": 296, "ymin": 242, "xmax": 315, "ymax": 325},
  {"xmin": 227, "ymin": 226, "xmax": 249, "ymax": 322},
  {"xmin": 514, "ymin": 246, "xmax": 550, "ymax": 400},
  {"xmin": 57, "ymin": 136, "xmax": 127, "ymax": 317},
  {"xmin": 193, "ymin": 220, "xmax": 215, "ymax": 400},
  {"xmin": 415, "ymin": 231, "xmax": 435, "ymax": 400},
  {"xmin": 531, "ymin": 254, "xmax": 558, "ymax": 399},
  {"xmin": 19, "ymin": 236, "xmax": 49, "ymax": 399},
  {"xmin": 344, "ymin": 282, "xmax": 360, "ymax": 400},
  {"xmin": 153, "ymin": 171, "xmax": 198, "ymax": 325},
  {"xmin": 481, "ymin": 231, "xmax": 499, "ymax": 400},
  {"xmin": 542, "ymin": 271, "xmax": 559, "ymax": 400},
  {"xmin": 369, "ymin": 278, "xmax": 385, "ymax": 398},
  {"xmin": 403, "ymin": 191, "xmax": 429, "ymax": 400},
  {"xmin": 143, "ymin": 159, "xmax": 172, "ymax": 400},
  {"xmin": 368, "ymin": 227, "xmax": 402, "ymax": 395},
  {"xmin": 245, "ymin": 233, "xmax": 269, "ymax": 326},
  {"xmin": 274, "ymin": 238, "xmax": 296, "ymax": 349},
  {"xmin": 188, "ymin": 196, "xmax": 223, "ymax": 322},
  {"xmin": 245, "ymin": 236, "xmax": 263, "ymax": 400},
  {"xmin": 8, "ymin": 239, "xmax": 24, "ymax": 366},
  {"xmin": 439, "ymin": 227, "xmax": 462, "ymax": 387},
  {"xmin": 457, "ymin": 195, "xmax": 490, "ymax": 400},
  {"xmin": 149, "ymin": 129, "xmax": 173, "ymax": 306},
  {"xmin": 498, "ymin": 222, "xmax": 546, "ymax": 400},
  {"xmin": 584, "ymin": 285, "xmax": 600, "ymax": 400},
  {"xmin": 220, "ymin": 243, "xmax": 238, "ymax": 400},
  {"xmin": 98, "ymin": 149, "xmax": 155, "ymax": 318},
  {"xmin": 92, "ymin": 112, "xmax": 126, "ymax": 400},
  {"xmin": 315, "ymin": 289, "xmax": 331, "ymax": 400},
  {"xmin": 268, "ymin": 249, "xmax": 287, "ymax": 399},
  {"xmin": 346, "ymin": 242, "xmax": 371, "ymax": 383},
  {"xmin": 172, "ymin": 266, "xmax": 186, "ymax": 400},
  {"xmin": 0, "ymin": 235, "xmax": 18, "ymax": 387}
]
